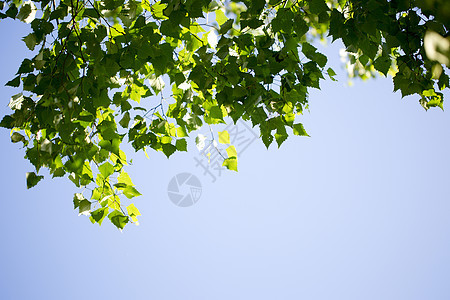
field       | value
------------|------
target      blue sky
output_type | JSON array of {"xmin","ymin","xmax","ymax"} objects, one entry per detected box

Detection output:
[{"xmin": 1, "ymin": 18, "xmax": 450, "ymax": 300}]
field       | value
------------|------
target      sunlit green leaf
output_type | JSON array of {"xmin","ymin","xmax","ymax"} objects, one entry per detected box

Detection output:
[
  {"xmin": 225, "ymin": 145, "xmax": 237, "ymax": 158},
  {"xmin": 126, "ymin": 203, "xmax": 141, "ymax": 225},
  {"xmin": 293, "ymin": 123, "xmax": 309, "ymax": 136},
  {"xmin": 218, "ymin": 130, "xmax": 230, "ymax": 144},
  {"xmin": 222, "ymin": 157, "xmax": 238, "ymax": 171},
  {"xmin": 117, "ymin": 170, "xmax": 134, "ymax": 186},
  {"xmin": 98, "ymin": 162, "xmax": 115, "ymax": 178},
  {"xmin": 123, "ymin": 186, "xmax": 142, "ymax": 199},
  {"xmin": 78, "ymin": 199, "xmax": 91, "ymax": 216}
]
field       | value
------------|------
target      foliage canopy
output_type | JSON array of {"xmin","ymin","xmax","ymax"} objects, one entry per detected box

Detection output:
[{"xmin": 1, "ymin": 0, "xmax": 449, "ymax": 229}]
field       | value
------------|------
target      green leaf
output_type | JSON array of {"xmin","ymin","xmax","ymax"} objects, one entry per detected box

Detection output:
[
  {"xmin": 119, "ymin": 112, "xmax": 130, "ymax": 128},
  {"xmin": 17, "ymin": 59, "xmax": 33, "ymax": 74},
  {"xmin": 17, "ymin": 1, "xmax": 36, "ymax": 23},
  {"xmin": 26, "ymin": 172, "xmax": 43, "ymax": 189},
  {"xmin": 175, "ymin": 138, "xmax": 187, "ymax": 151},
  {"xmin": 309, "ymin": 0, "xmax": 329, "ymax": 15},
  {"xmin": 161, "ymin": 143, "xmax": 177, "ymax": 158},
  {"xmin": 0, "ymin": 115, "xmax": 14, "ymax": 129},
  {"xmin": 215, "ymin": 9, "xmax": 227, "ymax": 26},
  {"xmin": 185, "ymin": 0, "xmax": 204, "ymax": 18},
  {"xmin": 123, "ymin": 186, "xmax": 142, "ymax": 199},
  {"xmin": 11, "ymin": 132, "xmax": 25, "ymax": 143},
  {"xmin": 110, "ymin": 23, "xmax": 125, "ymax": 38},
  {"xmin": 329, "ymin": 9, "xmax": 345, "ymax": 41},
  {"xmin": 222, "ymin": 157, "xmax": 238, "ymax": 171},
  {"xmin": 117, "ymin": 170, "xmax": 134, "ymax": 186},
  {"xmin": 90, "ymin": 207, "xmax": 109, "ymax": 225},
  {"xmin": 225, "ymin": 145, "xmax": 237, "ymax": 158},
  {"xmin": 327, "ymin": 67, "xmax": 337, "ymax": 81},
  {"xmin": 53, "ymin": 168, "xmax": 65, "ymax": 178},
  {"xmin": 174, "ymin": 125, "xmax": 186, "ymax": 138},
  {"xmin": 22, "ymin": 33, "xmax": 37, "ymax": 50},
  {"xmin": 78, "ymin": 199, "xmax": 91, "ymax": 216},
  {"xmin": 6, "ymin": 76, "xmax": 21, "ymax": 87},
  {"xmin": 5, "ymin": 4, "xmax": 18, "ymax": 18},
  {"xmin": 293, "ymin": 123, "xmax": 309, "ymax": 136},
  {"xmin": 210, "ymin": 106, "xmax": 224, "ymax": 120},
  {"xmin": 219, "ymin": 19, "xmax": 233, "ymax": 34},
  {"xmin": 261, "ymin": 132, "xmax": 274, "ymax": 148},
  {"xmin": 126, "ymin": 203, "xmax": 141, "ymax": 224},
  {"xmin": 218, "ymin": 130, "xmax": 230, "ymax": 144},
  {"xmin": 50, "ymin": 7, "xmax": 68, "ymax": 20},
  {"xmin": 294, "ymin": 14, "xmax": 309, "ymax": 37},
  {"xmin": 98, "ymin": 162, "xmax": 115, "ymax": 178},
  {"xmin": 108, "ymin": 210, "xmax": 129, "ymax": 230},
  {"xmin": 275, "ymin": 127, "xmax": 289, "ymax": 147},
  {"xmin": 427, "ymin": 95, "xmax": 443, "ymax": 109},
  {"xmin": 315, "ymin": 52, "xmax": 328, "ymax": 68},
  {"xmin": 73, "ymin": 193, "xmax": 84, "ymax": 209},
  {"xmin": 151, "ymin": 2, "xmax": 167, "ymax": 19},
  {"xmin": 373, "ymin": 55, "xmax": 391, "ymax": 76}
]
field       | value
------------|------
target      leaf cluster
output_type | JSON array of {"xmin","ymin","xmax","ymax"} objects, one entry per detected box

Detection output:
[{"xmin": 1, "ymin": 0, "xmax": 448, "ymax": 229}]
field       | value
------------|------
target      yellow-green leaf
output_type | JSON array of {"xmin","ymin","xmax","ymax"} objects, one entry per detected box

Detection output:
[
  {"xmin": 226, "ymin": 145, "xmax": 237, "ymax": 158},
  {"xmin": 222, "ymin": 157, "xmax": 238, "ymax": 172},
  {"xmin": 218, "ymin": 130, "xmax": 230, "ymax": 144}
]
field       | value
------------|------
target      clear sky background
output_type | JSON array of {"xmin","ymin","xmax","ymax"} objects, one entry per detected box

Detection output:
[{"xmin": 1, "ymin": 18, "xmax": 450, "ymax": 300}]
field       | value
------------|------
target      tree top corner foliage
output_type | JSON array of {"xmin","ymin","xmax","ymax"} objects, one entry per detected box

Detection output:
[{"xmin": 0, "ymin": 0, "xmax": 449, "ymax": 229}]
